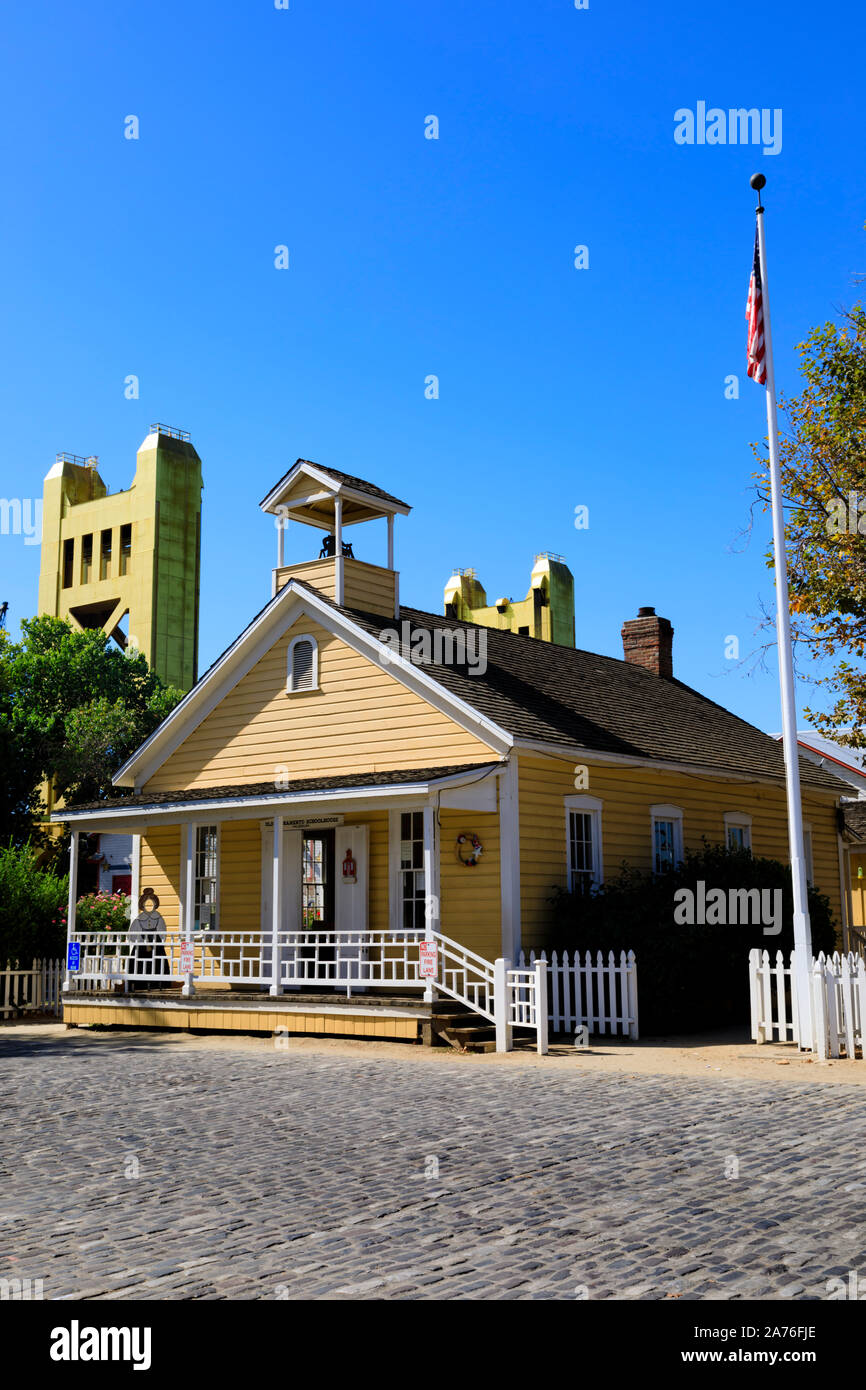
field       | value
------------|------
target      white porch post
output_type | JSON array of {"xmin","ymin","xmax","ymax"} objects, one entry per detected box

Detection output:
[
  {"xmin": 387, "ymin": 513, "xmax": 394, "ymax": 570},
  {"xmin": 534, "ymin": 958, "xmax": 549, "ymax": 1056},
  {"xmin": 493, "ymin": 958, "xmax": 513, "ymax": 1052},
  {"xmin": 422, "ymin": 804, "xmax": 439, "ymax": 1003},
  {"xmin": 182, "ymin": 821, "xmax": 196, "ymax": 997},
  {"xmin": 62, "ymin": 829, "xmax": 79, "ymax": 992},
  {"xmin": 277, "ymin": 509, "xmax": 286, "ymax": 568},
  {"xmin": 270, "ymin": 814, "xmax": 284, "ymax": 996},
  {"xmin": 498, "ymin": 759, "xmax": 521, "ymax": 961},
  {"xmin": 131, "ymin": 834, "xmax": 141, "ymax": 907},
  {"xmin": 334, "ymin": 496, "xmax": 344, "ymax": 605}
]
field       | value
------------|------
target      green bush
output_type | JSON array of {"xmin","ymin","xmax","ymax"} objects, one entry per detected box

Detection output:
[
  {"xmin": 0, "ymin": 843, "xmax": 69, "ymax": 964},
  {"xmin": 75, "ymin": 891, "xmax": 131, "ymax": 932},
  {"xmin": 548, "ymin": 841, "xmax": 838, "ymax": 1036}
]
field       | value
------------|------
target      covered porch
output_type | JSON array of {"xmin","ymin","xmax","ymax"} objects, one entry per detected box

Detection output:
[{"xmin": 57, "ymin": 762, "xmax": 546, "ymax": 1052}]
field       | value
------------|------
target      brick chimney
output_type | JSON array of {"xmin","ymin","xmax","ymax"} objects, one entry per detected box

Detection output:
[{"xmin": 621, "ymin": 607, "xmax": 674, "ymax": 678}]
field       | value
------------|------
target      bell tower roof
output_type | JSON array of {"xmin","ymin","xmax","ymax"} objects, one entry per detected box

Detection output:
[{"xmin": 260, "ymin": 459, "xmax": 411, "ymax": 532}]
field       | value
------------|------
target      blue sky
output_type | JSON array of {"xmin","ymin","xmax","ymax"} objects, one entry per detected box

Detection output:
[{"xmin": 1, "ymin": 0, "xmax": 863, "ymax": 733}]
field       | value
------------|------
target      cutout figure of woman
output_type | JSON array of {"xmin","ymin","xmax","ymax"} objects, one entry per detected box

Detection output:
[{"xmin": 128, "ymin": 889, "xmax": 170, "ymax": 991}]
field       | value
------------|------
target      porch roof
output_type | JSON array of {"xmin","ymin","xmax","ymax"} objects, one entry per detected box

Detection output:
[{"xmin": 55, "ymin": 762, "xmax": 502, "ymax": 827}]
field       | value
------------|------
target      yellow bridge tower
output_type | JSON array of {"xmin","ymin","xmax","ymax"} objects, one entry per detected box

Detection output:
[{"xmin": 38, "ymin": 424, "xmax": 203, "ymax": 692}]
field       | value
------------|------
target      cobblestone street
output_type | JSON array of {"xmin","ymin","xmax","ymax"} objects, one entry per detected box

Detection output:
[{"xmin": 3, "ymin": 1028, "xmax": 865, "ymax": 1301}]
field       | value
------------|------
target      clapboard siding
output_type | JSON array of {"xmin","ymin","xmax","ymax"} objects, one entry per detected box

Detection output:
[
  {"xmin": 144, "ymin": 617, "xmax": 494, "ymax": 792},
  {"xmin": 439, "ymin": 809, "xmax": 501, "ymax": 961},
  {"xmin": 139, "ymin": 826, "xmax": 182, "ymax": 929},
  {"xmin": 273, "ymin": 559, "xmax": 396, "ymax": 617},
  {"xmin": 343, "ymin": 560, "xmax": 397, "ymax": 618},
  {"xmin": 517, "ymin": 752, "xmax": 843, "ymax": 952},
  {"xmin": 274, "ymin": 558, "xmax": 336, "ymax": 597},
  {"xmin": 220, "ymin": 822, "xmax": 261, "ymax": 931},
  {"xmin": 363, "ymin": 811, "xmax": 390, "ymax": 933}
]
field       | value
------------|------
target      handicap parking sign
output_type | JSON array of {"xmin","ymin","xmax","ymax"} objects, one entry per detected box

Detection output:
[{"xmin": 66, "ymin": 942, "xmax": 81, "ymax": 972}]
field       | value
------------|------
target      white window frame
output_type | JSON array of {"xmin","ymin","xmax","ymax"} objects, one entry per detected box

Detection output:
[
  {"xmin": 564, "ymin": 794, "xmax": 604, "ymax": 891},
  {"xmin": 650, "ymin": 804, "xmax": 684, "ymax": 874},
  {"xmin": 724, "ymin": 811, "xmax": 753, "ymax": 853},
  {"xmin": 287, "ymin": 633, "xmax": 319, "ymax": 694},
  {"xmin": 389, "ymin": 806, "xmax": 427, "ymax": 933},
  {"xmin": 194, "ymin": 822, "xmax": 220, "ymax": 931}
]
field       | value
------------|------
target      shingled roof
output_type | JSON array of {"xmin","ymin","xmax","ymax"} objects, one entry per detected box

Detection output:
[
  {"xmin": 107, "ymin": 574, "xmax": 851, "ymax": 798},
  {"xmin": 842, "ymin": 801, "xmax": 866, "ymax": 842},
  {"xmin": 259, "ymin": 460, "xmax": 410, "ymax": 512},
  {"xmin": 333, "ymin": 597, "xmax": 846, "ymax": 793},
  {"xmin": 72, "ymin": 764, "xmax": 499, "ymax": 814}
]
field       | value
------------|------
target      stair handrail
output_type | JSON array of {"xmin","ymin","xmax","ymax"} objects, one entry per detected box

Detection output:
[{"xmin": 430, "ymin": 929, "xmax": 496, "ymax": 1020}]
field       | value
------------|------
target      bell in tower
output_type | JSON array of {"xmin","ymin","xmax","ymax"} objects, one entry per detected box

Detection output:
[{"xmin": 259, "ymin": 459, "xmax": 410, "ymax": 620}]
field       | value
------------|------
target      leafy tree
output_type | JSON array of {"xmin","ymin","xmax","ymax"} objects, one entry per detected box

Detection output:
[
  {"xmin": 750, "ymin": 303, "xmax": 866, "ymax": 746},
  {"xmin": 0, "ymin": 616, "xmax": 182, "ymax": 845},
  {"xmin": 0, "ymin": 843, "xmax": 69, "ymax": 962}
]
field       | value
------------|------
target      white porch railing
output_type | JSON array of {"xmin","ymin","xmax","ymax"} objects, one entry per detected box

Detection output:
[
  {"xmin": 65, "ymin": 929, "xmax": 428, "ymax": 992},
  {"xmin": 63, "ymin": 928, "xmax": 549, "ymax": 1052},
  {"xmin": 749, "ymin": 948, "xmax": 866, "ymax": 1059}
]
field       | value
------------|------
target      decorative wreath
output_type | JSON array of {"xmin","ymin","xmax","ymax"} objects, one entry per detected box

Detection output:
[{"xmin": 456, "ymin": 833, "xmax": 483, "ymax": 867}]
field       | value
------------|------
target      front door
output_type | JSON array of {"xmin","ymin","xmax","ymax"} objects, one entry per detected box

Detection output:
[
  {"xmin": 300, "ymin": 830, "xmax": 336, "ymax": 981},
  {"xmin": 260, "ymin": 821, "xmax": 369, "ymax": 989},
  {"xmin": 301, "ymin": 830, "xmax": 335, "ymax": 929}
]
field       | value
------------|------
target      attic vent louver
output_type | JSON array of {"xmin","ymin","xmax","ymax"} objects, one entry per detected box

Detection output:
[{"xmin": 291, "ymin": 639, "xmax": 315, "ymax": 690}]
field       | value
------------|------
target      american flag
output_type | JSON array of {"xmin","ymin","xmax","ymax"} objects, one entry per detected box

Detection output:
[{"xmin": 746, "ymin": 228, "xmax": 766, "ymax": 384}]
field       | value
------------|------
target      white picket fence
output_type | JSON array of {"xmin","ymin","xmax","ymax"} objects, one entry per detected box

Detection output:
[
  {"xmin": 0, "ymin": 959, "xmax": 64, "ymax": 1019},
  {"xmin": 517, "ymin": 949, "xmax": 638, "ymax": 1038},
  {"xmin": 749, "ymin": 949, "xmax": 799, "ymax": 1044},
  {"xmin": 811, "ymin": 952, "xmax": 866, "ymax": 1060},
  {"xmin": 749, "ymin": 948, "xmax": 866, "ymax": 1060}
]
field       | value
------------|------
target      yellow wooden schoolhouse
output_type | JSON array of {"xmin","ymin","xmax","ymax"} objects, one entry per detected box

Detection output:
[{"xmin": 58, "ymin": 461, "xmax": 850, "ymax": 1049}]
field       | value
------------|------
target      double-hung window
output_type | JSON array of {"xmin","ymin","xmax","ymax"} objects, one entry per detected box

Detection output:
[
  {"xmin": 650, "ymin": 804, "xmax": 683, "ymax": 874},
  {"xmin": 724, "ymin": 812, "xmax": 753, "ymax": 853},
  {"xmin": 194, "ymin": 825, "xmax": 219, "ymax": 930},
  {"xmin": 390, "ymin": 810, "xmax": 427, "ymax": 931},
  {"xmin": 564, "ymin": 796, "xmax": 603, "ymax": 894}
]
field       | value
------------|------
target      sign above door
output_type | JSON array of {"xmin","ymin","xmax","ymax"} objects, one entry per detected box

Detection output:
[{"xmin": 263, "ymin": 814, "xmax": 345, "ymax": 830}]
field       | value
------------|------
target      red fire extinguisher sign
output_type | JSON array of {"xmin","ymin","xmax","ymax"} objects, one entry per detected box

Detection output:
[{"xmin": 342, "ymin": 849, "xmax": 357, "ymax": 883}]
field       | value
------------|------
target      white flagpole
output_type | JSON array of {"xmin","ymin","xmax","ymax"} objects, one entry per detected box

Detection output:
[{"xmin": 750, "ymin": 172, "xmax": 814, "ymax": 1050}]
